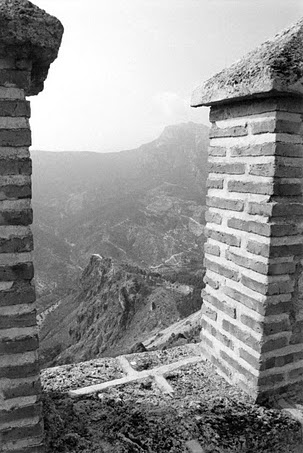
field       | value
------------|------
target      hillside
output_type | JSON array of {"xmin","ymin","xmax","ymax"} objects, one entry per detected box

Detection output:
[
  {"xmin": 39, "ymin": 254, "xmax": 203, "ymax": 367},
  {"xmin": 32, "ymin": 122, "xmax": 209, "ymax": 364}
]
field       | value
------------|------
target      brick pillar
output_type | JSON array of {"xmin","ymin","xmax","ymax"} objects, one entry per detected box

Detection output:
[
  {"xmin": 0, "ymin": 2, "xmax": 63, "ymax": 452},
  {"xmin": 192, "ymin": 18, "xmax": 303, "ymax": 402}
]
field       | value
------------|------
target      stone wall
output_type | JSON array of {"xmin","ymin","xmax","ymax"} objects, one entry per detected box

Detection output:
[
  {"xmin": 192, "ymin": 18, "xmax": 303, "ymax": 402},
  {"xmin": 0, "ymin": 2, "xmax": 63, "ymax": 452}
]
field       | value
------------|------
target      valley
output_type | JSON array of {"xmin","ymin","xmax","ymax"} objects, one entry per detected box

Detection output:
[{"xmin": 31, "ymin": 122, "xmax": 209, "ymax": 366}]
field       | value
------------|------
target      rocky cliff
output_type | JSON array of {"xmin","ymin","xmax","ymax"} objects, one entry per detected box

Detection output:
[
  {"xmin": 32, "ymin": 122, "xmax": 209, "ymax": 364},
  {"xmin": 39, "ymin": 254, "xmax": 203, "ymax": 366}
]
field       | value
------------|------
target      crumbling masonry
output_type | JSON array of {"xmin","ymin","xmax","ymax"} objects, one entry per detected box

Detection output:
[
  {"xmin": 192, "ymin": 18, "xmax": 303, "ymax": 402},
  {"xmin": 0, "ymin": 1, "xmax": 63, "ymax": 452}
]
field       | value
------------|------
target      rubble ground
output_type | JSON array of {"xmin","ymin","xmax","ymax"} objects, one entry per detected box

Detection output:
[{"xmin": 42, "ymin": 344, "xmax": 302, "ymax": 453}]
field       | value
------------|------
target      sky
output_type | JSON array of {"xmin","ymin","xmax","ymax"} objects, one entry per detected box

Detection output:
[{"xmin": 30, "ymin": 0, "xmax": 303, "ymax": 152}]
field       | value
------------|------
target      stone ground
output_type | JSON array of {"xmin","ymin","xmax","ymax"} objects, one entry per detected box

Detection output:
[{"xmin": 41, "ymin": 344, "xmax": 303, "ymax": 452}]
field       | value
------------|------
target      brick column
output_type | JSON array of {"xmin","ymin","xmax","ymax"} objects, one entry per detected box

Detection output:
[
  {"xmin": 192, "ymin": 19, "xmax": 303, "ymax": 402},
  {"xmin": 0, "ymin": 2, "xmax": 63, "ymax": 452}
]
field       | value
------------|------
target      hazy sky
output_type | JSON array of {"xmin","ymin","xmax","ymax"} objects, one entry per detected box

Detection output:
[{"xmin": 31, "ymin": 0, "xmax": 303, "ymax": 152}]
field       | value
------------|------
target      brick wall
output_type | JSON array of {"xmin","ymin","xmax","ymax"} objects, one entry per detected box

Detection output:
[
  {"xmin": 0, "ymin": 59, "xmax": 44, "ymax": 453},
  {"xmin": 200, "ymin": 96, "xmax": 303, "ymax": 401}
]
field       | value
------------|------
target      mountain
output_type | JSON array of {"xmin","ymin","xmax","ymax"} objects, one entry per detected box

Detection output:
[
  {"xmin": 39, "ymin": 254, "xmax": 203, "ymax": 366},
  {"xmin": 31, "ymin": 122, "xmax": 209, "ymax": 364}
]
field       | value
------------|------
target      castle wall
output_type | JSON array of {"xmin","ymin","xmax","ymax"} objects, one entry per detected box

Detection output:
[
  {"xmin": 201, "ymin": 95, "xmax": 303, "ymax": 401},
  {"xmin": 0, "ymin": 57, "xmax": 44, "ymax": 453}
]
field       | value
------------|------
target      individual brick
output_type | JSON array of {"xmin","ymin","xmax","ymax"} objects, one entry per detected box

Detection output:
[
  {"xmin": 0, "ymin": 100, "xmax": 30, "ymax": 117},
  {"xmin": 209, "ymin": 162, "xmax": 245, "ymax": 174},
  {"xmin": 0, "ymin": 233, "xmax": 33, "ymax": 253},
  {"xmin": 0, "ymin": 129, "xmax": 31, "ymax": 147},
  {"xmin": 274, "ymin": 182, "xmax": 302, "ymax": 196},
  {"xmin": 220, "ymin": 350, "xmax": 258, "ymax": 384},
  {"xmin": 258, "ymin": 373, "xmax": 285, "ymax": 387},
  {"xmin": 205, "ymin": 210, "xmax": 222, "ymax": 225},
  {"xmin": 268, "ymin": 262, "xmax": 296, "ymax": 275},
  {"xmin": 250, "ymin": 119, "xmax": 276, "ymax": 135},
  {"xmin": 0, "ymin": 310, "xmax": 36, "ymax": 329},
  {"xmin": 263, "ymin": 319, "xmax": 290, "ymax": 336},
  {"xmin": 0, "ymin": 262, "xmax": 34, "ymax": 281},
  {"xmin": 240, "ymin": 314, "xmax": 263, "ymax": 334},
  {"xmin": 0, "ymin": 208, "xmax": 33, "ymax": 225},
  {"xmin": 249, "ymin": 163, "xmax": 303, "ymax": 178},
  {"xmin": 288, "ymin": 367, "xmax": 303, "ymax": 381},
  {"xmin": 0, "ymin": 281, "xmax": 36, "ymax": 306},
  {"xmin": 275, "ymin": 142, "xmax": 303, "ymax": 158},
  {"xmin": 0, "ymin": 181, "xmax": 31, "ymax": 200},
  {"xmin": 0, "ymin": 334, "xmax": 39, "ymax": 355},
  {"xmin": 202, "ymin": 318, "xmax": 234, "ymax": 349},
  {"xmin": 261, "ymin": 336, "xmax": 288, "ymax": 353},
  {"xmin": 207, "ymin": 177, "xmax": 224, "ymax": 189},
  {"xmin": 0, "ymin": 158, "xmax": 32, "ymax": 176},
  {"xmin": 250, "ymin": 118, "xmax": 302, "ymax": 135},
  {"xmin": 208, "ymin": 146, "xmax": 226, "ymax": 157},
  {"xmin": 209, "ymin": 124, "xmax": 248, "ymax": 138},
  {"xmin": 228, "ymin": 217, "xmax": 270, "ymax": 237},
  {"xmin": 225, "ymin": 249, "xmax": 267, "ymax": 274},
  {"xmin": 230, "ymin": 143, "xmax": 275, "ymax": 157},
  {"xmin": 204, "ymin": 226, "xmax": 241, "ymax": 247},
  {"xmin": 206, "ymin": 196, "xmax": 244, "ymax": 212},
  {"xmin": 241, "ymin": 274, "xmax": 293, "ymax": 295},
  {"xmin": 202, "ymin": 289, "xmax": 236, "ymax": 318},
  {"xmin": 228, "ymin": 180, "xmax": 274, "ymax": 195},
  {"xmin": 202, "ymin": 303, "xmax": 217, "ymax": 321},
  {"xmin": 222, "ymin": 285, "xmax": 265, "ymax": 315},
  {"xmin": 240, "ymin": 348, "xmax": 261, "ymax": 369},
  {"xmin": 0, "ymin": 421, "xmax": 43, "ymax": 443},
  {"xmin": 204, "ymin": 242, "xmax": 220, "ymax": 257},
  {"xmin": 2, "ymin": 378, "xmax": 41, "ymax": 400},
  {"xmin": 0, "ymin": 402, "xmax": 42, "ymax": 425},
  {"xmin": 209, "ymin": 97, "xmax": 303, "ymax": 122},
  {"xmin": 204, "ymin": 273, "xmax": 219, "ymax": 290},
  {"xmin": 222, "ymin": 319, "xmax": 261, "ymax": 352},
  {"xmin": 246, "ymin": 240, "xmax": 270, "ymax": 258},
  {"xmin": 0, "ymin": 361, "xmax": 39, "ymax": 379},
  {"xmin": 204, "ymin": 257, "xmax": 239, "ymax": 281},
  {"xmin": 0, "ymin": 69, "xmax": 30, "ymax": 90},
  {"xmin": 247, "ymin": 202, "xmax": 274, "ymax": 217}
]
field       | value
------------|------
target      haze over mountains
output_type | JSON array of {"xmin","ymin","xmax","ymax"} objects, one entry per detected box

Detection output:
[{"xmin": 31, "ymin": 122, "xmax": 209, "ymax": 365}]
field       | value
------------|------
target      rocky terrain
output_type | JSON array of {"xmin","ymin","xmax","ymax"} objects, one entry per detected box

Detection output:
[
  {"xmin": 32, "ymin": 122, "xmax": 209, "ymax": 364},
  {"xmin": 39, "ymin": 254, "xmax": 203, "ymax": 367},
  {"xmin": 41, "ymin": 344, "xmax": 302, "ymax": 453}
]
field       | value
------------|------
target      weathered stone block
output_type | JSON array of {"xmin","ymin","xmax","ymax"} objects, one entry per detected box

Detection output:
[
  {"xmin": 208, "ymin": 146, "xmax": 226, "ymax": 157},
  {"xmin": 210, "ymin": 125, "xmax": 248, "ymax": 138},
  {"xmin": 204, "ymin": 226, "xmax": 241, "ymax": 247},
  {"xmin": 0, "ymin": 129, "xmax": 31, "ymax": 147},
  {"xmin": 228, "ymin": 217, "xmax": 270, "ymax": 237},
  {"xmin": 204, "ymin": 242, "xmax": 220, "ymax": 257},
  {"xmin": 0, "ymin": 281, "xmax": 36, "ymax": 306},
  {"xmin": 206, "ymin": 196, "xmax": 244, "ymax": 212},
  {"xmin": 0, "ymin": 262, "xmax": 34, "ymax": 281},
  {"xmin": 204, "ymin": 257, "xmax": 239, "ymax": 281},
  {"xmin": 0, "ymin": 100, "xmax": 30, "ymax": 117},
  {"xmin": 206, "ymin": 178, "xmax": 223, "ymax": 189},
  {"xmin": 203, "ymin": 289, "xmax": 236, "ymax": 318},
  {"xmin": 0, "ymin": 334, "xmax": 39, "ymax": 355},
  {"xmin": 209, "ymin": 162, "xmax": 245, "ymax": 175},
  {"xmin": 228, "ymin": 180, "xmax": 274, "ymax": 195},
  {"xmin": 205, "ymin": 210, "xmax": 222, "ymax": 225},
  {"xmin": 225, "ymin": 249, "xmax": 267, "ymax": 274},
  {"xmin": 222, "ymin": 319, "xmax": 260, "ymax": 352}
]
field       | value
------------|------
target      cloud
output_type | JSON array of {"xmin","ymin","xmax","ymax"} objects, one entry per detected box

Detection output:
[{"xmin": 153, "ymin": 91, "xmax": 189, "ymax": 120}]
